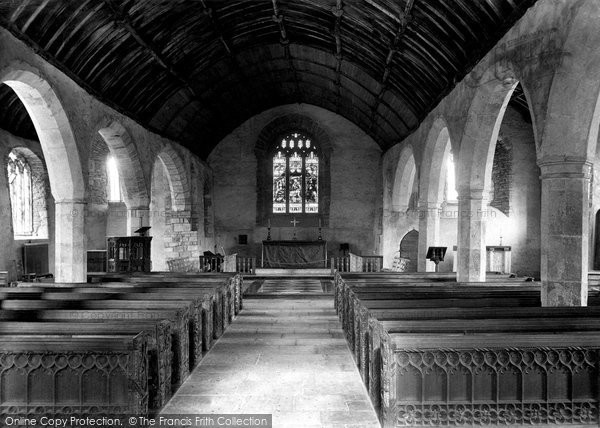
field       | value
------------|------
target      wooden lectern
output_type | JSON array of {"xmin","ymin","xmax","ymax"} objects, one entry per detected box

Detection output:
[{"xmin": 426, "ymin": 246, "xmax": 447, "ymax": 272}]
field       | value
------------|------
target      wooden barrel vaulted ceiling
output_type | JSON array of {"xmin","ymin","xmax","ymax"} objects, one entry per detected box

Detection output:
[{"xmin": 0, "ymin": 0, "xmax": 537, "ymax": 158}]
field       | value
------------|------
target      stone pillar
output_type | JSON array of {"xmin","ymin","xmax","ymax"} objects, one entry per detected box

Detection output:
[
  {"xmin": 457, "ymin": 189, "xmax": 488, "ymax": 282},
  {"xmin": 127, "ymin": 206, "xmax": 150, "ymax": 235},
  {"xmin": 54, "ymin": 200, "xmax": 86, "ymax": 283},
  {"xmin": 417, "ymin": 201, "xmax": 440, "ymax": 272},
  {"xmin": 539, "ymin": 159, "xmax": 592, "ymax": 306}
]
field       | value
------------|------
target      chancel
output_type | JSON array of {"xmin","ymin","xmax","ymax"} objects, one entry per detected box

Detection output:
[{"xmin": 1, "ymin": 1, "xmax": 600, "ymax": 427}]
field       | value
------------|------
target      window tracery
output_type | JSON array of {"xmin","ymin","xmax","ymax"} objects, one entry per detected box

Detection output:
[{"xmin": 272, "ymin": 132, "xmax": 319, "ymax": 214}]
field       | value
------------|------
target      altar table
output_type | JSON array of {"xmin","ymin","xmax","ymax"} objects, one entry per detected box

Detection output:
[{"xmin": 262, "ymin": 240, "xmax": 327, "ymax": 268}]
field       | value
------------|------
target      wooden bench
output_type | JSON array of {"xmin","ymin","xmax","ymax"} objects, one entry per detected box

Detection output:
[
  {"xmin": 13, "ymin": 284, "xmax": 228, "ymax": 355},
  {"xmin": 347, "ymin": 295, "xmax": 542, "ymax": 382},
  {"xmin": 0, "ymin": 320, "xmax": 172, "ymax": 411},
  {"xmin": 83, "ymin": 273, "xmax": 243, "ymax": 314},
  {"xmin": 342, "ymin": 288, "xmax": 542, "ymax": 343},
  {"xmin": 379, "ymin": 332, "xmax": 600, "ymax": 427},
  {"xmin": 335, "ymin": 272, "xmax": 600, "ymax": 426},
  {"xmin": 334, "ymin": 275, "xmax": 536, "ymax": 316},
  {"xmin": 0, "ymin": 300, "xmax": 193, "ymax": 389},
  {"xmin": 0, "ymin": 334, "xmax": 148, "ymax": 416}
]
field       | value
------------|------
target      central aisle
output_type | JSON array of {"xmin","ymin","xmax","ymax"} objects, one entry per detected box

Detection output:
[{"xmin": 161, "ymin": 280, "xmax": 380, "ymax": 428}]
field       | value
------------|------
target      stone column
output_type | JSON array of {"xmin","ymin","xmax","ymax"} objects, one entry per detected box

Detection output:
[
  {"xmin": 54, "ymin": 200, "xmax": 86, "ymax": 283},
  {"xmin": 417, "ymin": 201, "xmax": 440, "ymax": 272},
  {"xmin": 539, "ymin": 159, "xmax": 592, "ymax": 306},
  {"xmin": 127, "ymin": 206, "xmax": 150, "ymax": 235},
  {"xmin": 456, "ymin": 189, "xmax": 488, "ymax": 282}
]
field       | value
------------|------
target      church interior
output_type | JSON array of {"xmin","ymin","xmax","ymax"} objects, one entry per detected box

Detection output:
[{"xmin": 0, "ymin": 0, "xmax": 600, "ymax": 427}]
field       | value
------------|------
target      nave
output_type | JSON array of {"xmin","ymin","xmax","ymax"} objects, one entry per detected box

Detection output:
[{"xmin": 161, "ymin": 278, "xmax": 380, "ymax": 428}]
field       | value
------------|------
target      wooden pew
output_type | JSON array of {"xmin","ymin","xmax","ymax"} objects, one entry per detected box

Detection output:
[
  {"xmin": 379, "ymin": 332, "xmax": 600, "ymax": 427},
  {"xmin": 347, "ymin": 290, "xmax": 600, "ymax": 369},
  {"xmin": 335, "ymin": 272, "xmax": 600, "ymax": 426},
  {"xmin": 12, "ymin": 284, "xmax": 226, "ymax": 355},
  {"xmin": 0, "ymin": 300, "xmax": 193, "ymax": 389},
  {"xmin": 87, "ymin": 272, "xmax": 243, "ymax": 313},
  {"xmin": 0, "ymin": 320, "xmax": 172, "ymax": 410},
  {"xmin": 0, "ymin": 334, "xmax": 149, "ymax": 416},
  {"xmin": 334, "ymin": 274, "xmax": 536, "ymax": 316},
  {"xmin": 29, "ymin": 274, "xmax": 243, "ymax": 327},
  {"xmin": 342, "ymin": 288, "xmax": 542, "ymax": 345},
  {"xmin": 334, "ymin": 277, "xmax": 539, "ymax": 319}
]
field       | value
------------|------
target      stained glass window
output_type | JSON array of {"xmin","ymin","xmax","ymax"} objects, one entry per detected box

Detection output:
[
  {"xmin": 272, "ymin": 132, "xmax": 319, "ymax": 214},
  {"xmin": 7, "ymin": 151, "xmax": 33, "ymax": 236}
]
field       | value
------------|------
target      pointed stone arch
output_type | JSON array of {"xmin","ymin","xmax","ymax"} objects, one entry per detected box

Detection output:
[
  {"xmin": 0, "ymin": 66, "xmax": 84, "ymax": 202},
  {"xmin": 399, "ymin": 229, "xmax": 419, "ymax": 272},
  {"xmin": 456, "ymin": 62, "xmax": 527, "ymax": 282},
  {"xmin": 155, "ymin": 144, "xmax": 191, "ymax": 213},
  {"xmin": 97, "ymin": 121, "xmax": 149, "ymax": 209},
  {"xmin": 0, "ymin": 64, "xmax": 85, "ymax": 282},
  {"xmin": 417, "ymin": 117, "xmax": 454, "ymax": 271},
  {"xmin": 391, "ymin": 146, "xmax": 417, "ymax": 213},
  {"xmin": 419, "ymin": 117, "xmax": 453, "ymax": 206}
]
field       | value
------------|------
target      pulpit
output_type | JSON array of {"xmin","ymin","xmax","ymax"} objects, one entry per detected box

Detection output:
[
  {"xmin": 262, "ymin": 240, "xmax": 327, "ymax": 268},
  {"xmin": 107, "ymin": 236, "xmax": 152, "ymax": 273}
]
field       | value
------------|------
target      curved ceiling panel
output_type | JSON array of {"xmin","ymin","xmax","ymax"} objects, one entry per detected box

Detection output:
[{"xmin": 0, "ymin": 0, "xmax": 537, "ymax": 157}]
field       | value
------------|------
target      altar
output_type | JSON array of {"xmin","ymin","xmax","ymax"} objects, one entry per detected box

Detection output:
[{"xmin": 262, "ymin": 240, "xmax": 327, "ymax": 268}]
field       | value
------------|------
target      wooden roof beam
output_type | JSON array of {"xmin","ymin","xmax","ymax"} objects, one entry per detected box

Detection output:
[
  {"xmin": 272, "ymin": 0, "xmax": 301, "ymax": 101},
  {"xmin": 331, "ymin": 0, "xmax": 344, "ymax": 109},
  {"xmin": 369, "ymin": 0, "xmax": 414, "ymax": 132},
  {"xmin": 102, "ymin": 0, "xmax": 199, "ymax": 101},
  {"xmin": 200, "ymin": 0, "xmax": 256, "ymax": 116}
]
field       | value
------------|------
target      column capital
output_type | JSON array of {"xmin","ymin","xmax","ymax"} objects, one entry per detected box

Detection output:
[
  {"xmin": 456, "ymin": 187, "xmax": 489, "ymax": 201},
  {"xmin": 54, "ymin": 199, "xmax": 87, "ymax": 205},
  {"xmin": 417, "ymin": 200, "xmax": 441, "ymax": 210},
  {"xmin": 537, "ymin": 156, "xmax": 593, "ymax": 179}
]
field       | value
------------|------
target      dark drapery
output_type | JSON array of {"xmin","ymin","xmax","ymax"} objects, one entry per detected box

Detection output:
[{"xmin": 262, "ymin": 240, "xmax": 327, "ymax": 268}]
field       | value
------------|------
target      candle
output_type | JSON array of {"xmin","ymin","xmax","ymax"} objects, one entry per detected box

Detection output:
[
  {"xmin": 318, "ymin": 218, "xmax": 321, "ymax": 228},
  {"xmin": 268, "ymin": 218, "xmax": 271, "ymax": 228}
]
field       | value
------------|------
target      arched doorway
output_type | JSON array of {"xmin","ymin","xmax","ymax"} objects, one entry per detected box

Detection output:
[{"xmin": 398, "ymin": 229, "xmax": 419, "ymax": 272}]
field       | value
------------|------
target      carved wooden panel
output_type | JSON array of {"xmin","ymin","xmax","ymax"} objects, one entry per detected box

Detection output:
[
  {"xmin": 391, "ymin": 348, "xmax": 599, "ymax": 426},
  {"xmin": 0, "ymin": 335, "xmax": 148, "ymax": 416}
]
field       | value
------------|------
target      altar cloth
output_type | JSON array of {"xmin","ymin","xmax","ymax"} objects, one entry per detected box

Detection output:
[{"xmin": 262, "ymin": 240, "xmax": 327, "ymax": 268}]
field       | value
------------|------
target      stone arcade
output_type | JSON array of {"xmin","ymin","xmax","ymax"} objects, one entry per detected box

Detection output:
[{"xmin": 0, "ymin": 1, "xmax": 600, "ymax": 427}]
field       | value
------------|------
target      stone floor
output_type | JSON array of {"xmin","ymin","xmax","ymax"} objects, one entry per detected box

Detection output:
[
  {"xmin": 259, "ymin": 278, "xmax": 325, "ymax": 294},
  {"xmin": 160, "ymin": 279, "xmax": 380, "ymax": 428}
]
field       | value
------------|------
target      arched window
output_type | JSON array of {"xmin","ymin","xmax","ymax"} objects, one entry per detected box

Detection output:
[
  {"xmin": 272, "ymin": 132, "xmax": 319, "ymax": 214},
  {"xmin": 7, "ymin": 151, "xmax": 33, "ymax": 236},
  {"xmin": 106, "ymin": 155, "xmax": 121, "ymax": 202},
  {"xmin": 445, "ymin": 151, "xmax": 458, "ymax": 202}
]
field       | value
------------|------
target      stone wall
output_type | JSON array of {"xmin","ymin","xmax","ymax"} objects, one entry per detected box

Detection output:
[
  {"xmin": 208, "ymin": 104, "xmax": 382, "ymax": 263},
  {"xmin": 490, "ymin": 137, "xmax": 512, "ymax": 216}
]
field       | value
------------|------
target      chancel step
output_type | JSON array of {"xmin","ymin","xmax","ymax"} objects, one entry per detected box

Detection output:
[{"xmin": 253, "ymin": 268, "xmax": 332, "ymax": 277}]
